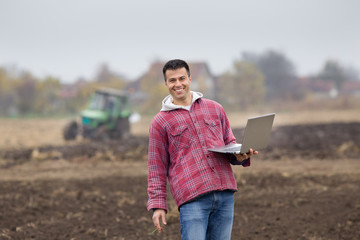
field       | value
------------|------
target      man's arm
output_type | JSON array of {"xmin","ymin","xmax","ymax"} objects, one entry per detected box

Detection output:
[
  {"xmin": 147, "ymin": 122, "xmax": 169, "ymax": 212},
  {"xmin": 216, "ymin": 105, "xmax": 254, "ymax": 166},
  {"xmin": 219, "ymin": 106, "xmax": 237, "ymax": 146}
]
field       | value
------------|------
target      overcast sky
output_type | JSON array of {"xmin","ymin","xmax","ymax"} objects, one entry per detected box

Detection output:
[{"xmin": 0, "ymin": 0, "xmax": 359, "ymax": 83}]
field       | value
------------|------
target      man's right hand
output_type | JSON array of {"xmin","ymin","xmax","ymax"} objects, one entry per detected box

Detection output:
[{"xmin": 152, "ymin": 209, "xmax": 167, "ymax": 233}]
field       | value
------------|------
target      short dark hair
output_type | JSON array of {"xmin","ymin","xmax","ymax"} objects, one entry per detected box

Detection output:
[{"xmin": 162, "ymin": 59, "xmax": 190, "ymax": 81}]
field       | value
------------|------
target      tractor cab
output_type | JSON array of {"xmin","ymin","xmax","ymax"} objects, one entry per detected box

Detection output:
[{"xmin": 63, "ymin": 88, "xmax": 131, "ymax": 140}]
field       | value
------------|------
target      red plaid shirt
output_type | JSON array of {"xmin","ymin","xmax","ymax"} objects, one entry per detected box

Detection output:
[{"xmin": 147, "ymin": 97, "xmax": 250, "ymax": 212}]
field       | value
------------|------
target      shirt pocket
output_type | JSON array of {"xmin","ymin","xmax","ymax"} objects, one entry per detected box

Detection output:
[
  {"xmin": 169, "ymin": 125, "xmax": 191, "ymax": 153},
  {"xmin": 203, "ymin": 118, "xmax": 223, "ymax": 143}
]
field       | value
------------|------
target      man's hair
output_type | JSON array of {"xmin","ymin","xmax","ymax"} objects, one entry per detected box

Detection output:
[{"xmin": 162, "ymin": 59, "xmax": 190, "ymax": 81}]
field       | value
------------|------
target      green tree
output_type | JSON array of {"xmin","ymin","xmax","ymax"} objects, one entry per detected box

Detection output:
[
  {"xmin": 217, "ymin": 61, "xmax": 265, "ymax": 110},
  {"xmin": 0, "ymin": 67, "xmax": 19, "ymax": 116},
  {"xmin": 13, "ymin": 72, "xmax": 37, "ymax": 116},
  {"xmin": 0, "ymin": 67, "xmax": 7, "ymax": 92},
  {"xmin": 0, "ymin": 67, "xmax": 9, "ymax": 115},
  {"xmin": 35, "ymin": 76, "xmax": 61, "ymax": 115}
]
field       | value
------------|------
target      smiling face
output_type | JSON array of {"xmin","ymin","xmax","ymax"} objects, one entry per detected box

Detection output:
[{"xmin": 164, "ymin": 67, "xmax": 192, "ymax": 106}]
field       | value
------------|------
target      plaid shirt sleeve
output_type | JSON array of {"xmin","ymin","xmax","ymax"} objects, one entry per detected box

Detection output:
[
  {"xmin": 229, "ymin": 155, "xmax": 251, "ymax": 166},
  {"xmin": 218, "ymin": 104, "xmax": 251, "ymax": 167},
  {"xmin": 147, "ymin": 116, "xmax": 170, "ymax": 212}
]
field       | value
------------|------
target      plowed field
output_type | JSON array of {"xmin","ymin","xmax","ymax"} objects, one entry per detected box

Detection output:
[{"xmin": 0, "ymin": 114, "xmax": 359, "ymax": 240}]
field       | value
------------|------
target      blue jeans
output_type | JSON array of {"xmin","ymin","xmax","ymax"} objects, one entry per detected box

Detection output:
[{"xmin": 179, "ymin": 190, "xmax": 235, "ymax": 240}]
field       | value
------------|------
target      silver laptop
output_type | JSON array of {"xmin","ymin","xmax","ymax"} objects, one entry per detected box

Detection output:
[{"xmin": 207, "ymin": 113, "xmax": 275, "ymax": 154}]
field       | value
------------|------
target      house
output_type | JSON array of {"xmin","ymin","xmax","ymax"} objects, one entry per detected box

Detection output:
[
  {"xmin": 297, "ymin": 77, "xmax": 338, "ymax": 98},
  {"xmin": 296, "ymin": 77, "xmax": 360, "ymax": 98},
  {"xmin": 341, "ymin": 80, "xmax": 360, "ymax": 96}
]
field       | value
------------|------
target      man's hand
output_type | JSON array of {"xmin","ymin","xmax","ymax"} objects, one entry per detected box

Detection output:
[
  {"xmin": 234, "ymin": 148, "xmax": 258, "ymax": 162},
  {"xmin": 152, "ymin": 209, "xmax": 167, "ymax": 233}
]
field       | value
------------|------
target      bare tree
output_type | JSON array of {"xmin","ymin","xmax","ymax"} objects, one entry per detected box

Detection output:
[
  {"xmin": 243, "ymin": 50, "xmax": 297, "ymax": 100},
  {"xmin": 319, "ymin": 60, "xmax": 348, "ymax": 92}
]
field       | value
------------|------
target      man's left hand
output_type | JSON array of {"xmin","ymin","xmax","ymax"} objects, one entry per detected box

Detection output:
[{"xmin": 233, "ymin": 148, "xmax": 258, "ymax": 162}]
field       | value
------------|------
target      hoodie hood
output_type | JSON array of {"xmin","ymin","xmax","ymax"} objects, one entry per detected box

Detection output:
[{"xmin": 160, "ymin": 91, "xmax": 203, "ymax": 112}]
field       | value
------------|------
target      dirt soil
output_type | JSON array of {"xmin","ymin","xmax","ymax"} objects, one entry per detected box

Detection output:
[{"xmin": 0, "ymin": 121, "xmax": 360, "ymax": 240}]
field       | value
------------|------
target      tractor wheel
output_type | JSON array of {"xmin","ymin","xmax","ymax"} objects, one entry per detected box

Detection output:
[{"xmin": 63, "ymin": 121, "xmax": 78, "ymax": 140}]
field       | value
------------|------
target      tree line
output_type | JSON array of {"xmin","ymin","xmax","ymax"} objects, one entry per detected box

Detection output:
[
  {"xmin": 216, "ymin": 50, "xmax": 358, "ymax": 111},
  {"xmin": 0, "ymin": 50, "xmax": 358, "ymax": 117},
  {"xmin": 0, "ymin": 63, "xmax": 127, "ymax": 117}
]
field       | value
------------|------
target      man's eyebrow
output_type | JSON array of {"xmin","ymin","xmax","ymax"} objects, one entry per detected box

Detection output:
[{"xmin": 168, "ymin": 75, "xmax": 186, "ymax": 80}]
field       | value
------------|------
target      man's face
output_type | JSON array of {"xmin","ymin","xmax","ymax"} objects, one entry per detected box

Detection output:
[{"xmin": 164, "ymin": 67, "xmax": 192, "ymax": 105}]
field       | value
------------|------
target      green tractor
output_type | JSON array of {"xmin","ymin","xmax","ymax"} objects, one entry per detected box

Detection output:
[{"xmin": 63, "ymin": 88, "xmax": 132, "ymax": 141}]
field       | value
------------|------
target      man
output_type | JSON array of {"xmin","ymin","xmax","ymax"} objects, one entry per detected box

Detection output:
[{"xmin": 147, "ymin": 59, "xmax": 258, "ymax": 239}]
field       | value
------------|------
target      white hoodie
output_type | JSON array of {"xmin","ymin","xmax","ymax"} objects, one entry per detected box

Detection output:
[{"xmin": 160, "ymin": 91, "xmax": 204, "ymax": 112}]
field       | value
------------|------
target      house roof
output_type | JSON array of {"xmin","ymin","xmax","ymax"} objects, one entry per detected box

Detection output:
[{"xmin": 342, "ymin": 80, "xmax": 360, "ymax": 94}]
